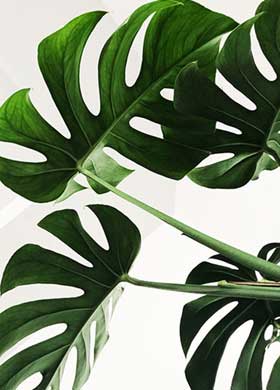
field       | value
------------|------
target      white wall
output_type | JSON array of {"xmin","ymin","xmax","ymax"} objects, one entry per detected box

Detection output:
[{"xmin": 0, "ymin": 1, "xmax": 279, "ymax": 389}]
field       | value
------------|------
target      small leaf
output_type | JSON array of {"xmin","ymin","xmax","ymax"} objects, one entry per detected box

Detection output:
[
  {"xmin": 55, "ymin": 179, "xmax": 86, "ymax": 203},
  {"xmin": 0, "ymin": 205, "xmax": 141, "ymax": 389}
]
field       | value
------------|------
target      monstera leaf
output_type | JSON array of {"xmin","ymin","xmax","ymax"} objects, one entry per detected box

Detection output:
[
  {"xmin": 0, "ymin": 1, "xmax": 236, "ymax": 202},
  {"xmin": 173, "ymin": 0, "xmax": 280, "ymax": 188},
  {"xmin": 0, "ymin": 205, "xmax": 140, "ymax": 389},
  {"xmin": 180, "ymin": 243, "xmax": 280, "ymax": 390}
]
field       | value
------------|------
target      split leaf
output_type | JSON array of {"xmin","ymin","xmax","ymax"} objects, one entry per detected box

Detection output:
[
  {"xmin": 0, "ymin": 1, "xmax": 236, "ymax": 201},
  {"xmin": 0, "ymin": 205, "xmax": 140, "ymax": 389},
  {"xmin": 174, "ymin": 0, "xmax": 280, "ymax": 188},
  {"xmin": 180, "ymin": 243, "xmax": 280, "ymax": 390}
]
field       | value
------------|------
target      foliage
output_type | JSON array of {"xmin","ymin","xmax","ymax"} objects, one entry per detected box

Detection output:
[
  {"xmin": 0, "ymin": 0, "xmax": 236, "ymax": 202},
  {"xmin": 180, "ymin": 243, "xmax": 280, "ymax": 390},
  {"xmin": 173, "ymin": 0, "xmax": 280, "ymax": 188},
  {"xmin": 0, "ymin": 205, "xmax": 140, "ymax": 389},
  {"xmin": 1, "ymin": 0, "xmax": 279, "ymax": 389}
]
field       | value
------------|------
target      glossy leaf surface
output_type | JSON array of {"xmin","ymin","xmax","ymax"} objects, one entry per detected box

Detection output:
[
  {"xmin": 0, "ymin": 205, "xmax": 140, "ymax": 389},
  {"xmin": 0, "ymin": 1, "xmax": 236, "ymax": 201},
  {"xmin": 180, "ymin": 244, "xmax": 280, "ymax": 390},
  {"xmin": 174, "ymin": 0, "xmax": 280, "ymax": 188}
]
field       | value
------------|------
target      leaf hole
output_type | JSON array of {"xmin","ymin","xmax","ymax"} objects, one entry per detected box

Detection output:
[
  {"xmin": 160, "ymin": 88, "xmax": 174, "ymax": 102},
  {"xmin": 209, "ymin": 258, "xmax": 239, "ymax": 270},
  {"xmin": 36, "ymin": 228, "xmax": 93, "ymax": 269},
  {"xmin": 74, "ymin": 173, "xmax": 88, "ymax": 187},
  {"xmin": 125, "ymin": 14, "xmax": 154, "ymax": 87},
  {"xmin": 196, "ymin": 153, "xmax": 234, "ymax": 168},
  {"xmin": 216, "ymin": 122, "xmax": 242, "ymax": 135},
  {"xmin": 216, "ymin": 70, "xmax": 257, "ymax": 111},
  {"xmin": 260, "ymin": 245, "xmax": 280, "ymax": 261},
  {"xmin": 129, "ymin": 116, "xmax": 163, "ymax": 138},
  {"xmin": 251, "ymin": 26, "xmax": 277, "ymax": 82},
  {"xmin": 0, "ymin": 284, "xmax": 83, "ymax": 313},
  {"xmin": 79, "ymin": 207, "xmax": 110, "ymax": 251},
  {"xmin": 265, "ymin": 324, "xmax": 274, "ymax": 341},
  {"xmin": 80, "ymin": 13, "xmax": 114, "ymax": 116},
  {"xmin": 60, "ymin": 346, "xmax": 77, "ymax": 389},
  {"xmin": 215, "ymin": 320, "xmax": 254, "ymax": 389},
  {"xmin": 0, "ymin": 142, "xmax": 46, "ymax": 163},
  {"xmin": 29, "ymin": 89, "xmax": 71, "ymax": 140},
  {"xmin": 104, "ymin": 146, "xmax": 138, "ymax": 170},
  {"xmin": 187, "ymin": 301, "xmax": 238, "ymax": 361},
  {"xmin": 0, "ymin": 323, "xmax": 67, "ymax": 366},
  {"xmin": 17, "ymin": 373, "xmax": 43, "ymax": 390}
]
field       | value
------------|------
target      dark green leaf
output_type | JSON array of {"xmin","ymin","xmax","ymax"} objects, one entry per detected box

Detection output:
[
  {"xmin": 0, "ymin": 205, "xmax": 141, "ymax": 389},
  {"xmin": 174, "ymin": 0, "xmax": 280, "ymax": 188},
  {"xmin": 180, "ymin": 243, "xmax": 280, "ymax": 390},
  {"xmin": 0, "ymin": 1, "xmax": 236, "ymax": 202},
  {"xmin": 258, "ymin": 243, "xmax": 280, "ymax": 266}
]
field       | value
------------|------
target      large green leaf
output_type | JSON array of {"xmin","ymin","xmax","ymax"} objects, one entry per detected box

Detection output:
[
  {"xmin": 173, "ymin": 0, "xmax": 280, "ymax": 188},
  {"xmin": 0, "ymin": 1, "xmax": 236, "ymax": 202},
  {"xmin": 0, "ymin": 205, "xmax": 141, "ymax": 389},
  {"xmin": 180, "ymin": 243, "xmax": 280, "ymax": 390}
]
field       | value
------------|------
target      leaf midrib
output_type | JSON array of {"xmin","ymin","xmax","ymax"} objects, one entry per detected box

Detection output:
[
  {"xmin": 2, "ymin": 110, "xmax": 78, "ymax": 164},
  {"xmin": 77, "ymin": 36, "xmax": 222, "ymax": 167}
]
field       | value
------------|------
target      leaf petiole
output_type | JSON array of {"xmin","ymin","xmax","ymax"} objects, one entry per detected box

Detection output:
[
  {"xmin": 80, "ymin": 167, "xmax": 280, "ymax": 281},
  {"xmin": 122, "ymin": 274, "xmax": 280, "ymax": 301}
]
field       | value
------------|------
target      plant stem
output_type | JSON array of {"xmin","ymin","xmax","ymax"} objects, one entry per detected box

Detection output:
[
  {"xmin": 80, "ymin": 167, "xmax": 280, "ymax": 281},
  {"xmin": 123, "ymin": 274, "xmax": 280, "ymax": 301}
]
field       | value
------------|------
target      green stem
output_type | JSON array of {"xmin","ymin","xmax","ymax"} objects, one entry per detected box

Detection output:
[
  {"xmin": 80, "ymin": 167, "xmax": 280, "ymax": 281},
  {"xmin": 124, "ymin": 274, "xmax": 280, "ymax": 301}
]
